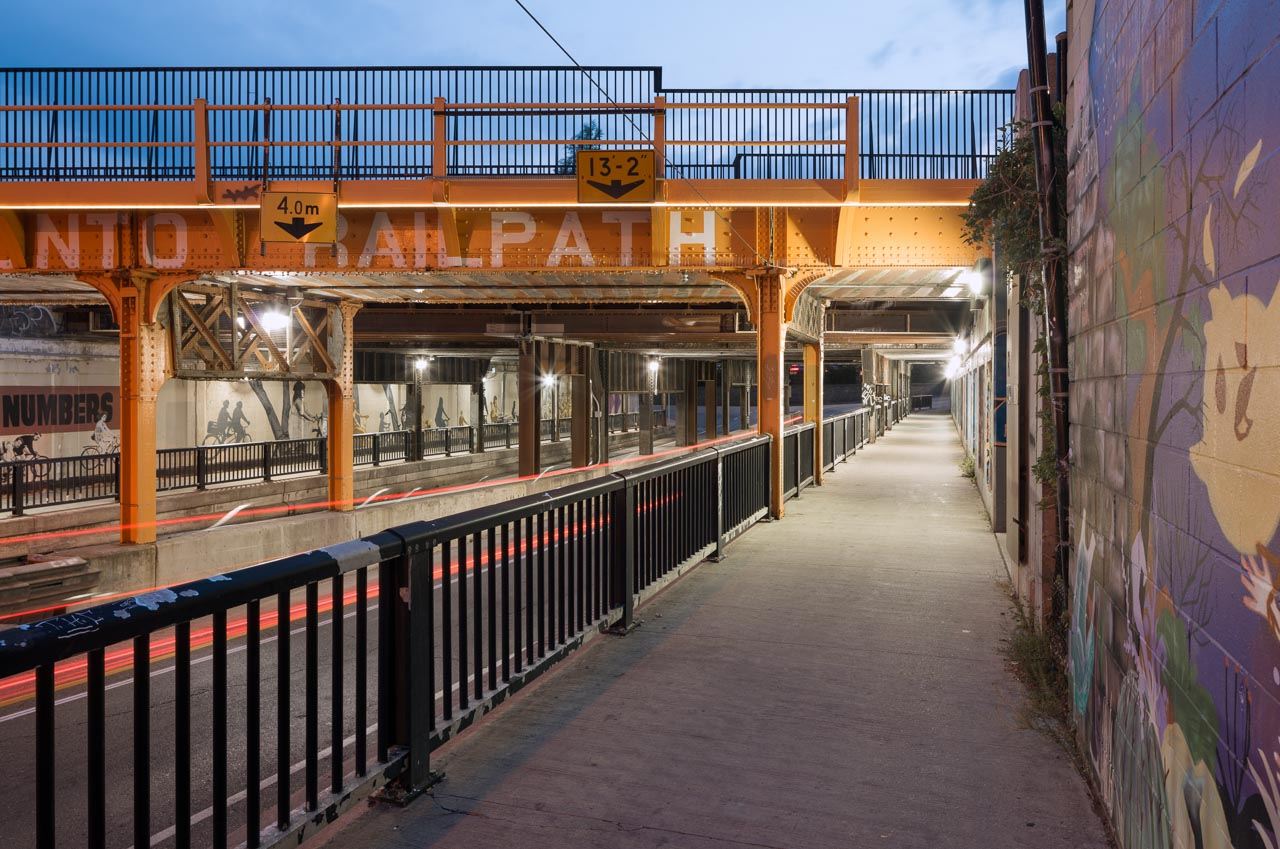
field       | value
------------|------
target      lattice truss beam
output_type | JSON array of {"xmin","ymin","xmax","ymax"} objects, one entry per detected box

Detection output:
[{"xmin": 169, "ymin": 283, "xmax": 338, "ymax": 380}]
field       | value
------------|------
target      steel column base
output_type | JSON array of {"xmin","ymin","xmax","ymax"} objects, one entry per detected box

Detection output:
[
  {"xmin": 372, "ymin": 768, "xmax": 444, "ymax": 808},
  {"xmin": 606, "ymin": 619, "xmax": 643, "ymax": 636}
]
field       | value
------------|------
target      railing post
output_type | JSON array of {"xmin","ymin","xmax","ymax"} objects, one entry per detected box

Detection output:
[
  {"xmin": 320, "ymin": 438, "xmax": 328, "ymax": 475},
  {"xmin": 444, "ymin": 428, "xmax": 452, "ymax": 457},
  {"xmin": 609, "ymin": 481, "xmax": 637, "ymax": 632},
  {"xmin": 711, "ymin": 450, "xmax": 726, "ymax": 562},
  {"xmin": 11, "ymin": 465, "xmax": 24, "ymax": 517},
  {"xmin": 262, "ymin": 441, "xmax": 273, "ymax": 482},
  {"xmin": 373, "ymin": 433, "xmax": 382, "ymax": 467},
  {"xmin": 405, "ymin": 540, "xmax": 439, "ymax": 793},
  {"xmin": 793, "ymin": 428, "xmax": 803, "ymax": 497},
  {"xmin": 505, "ymin": 423, "xmax": 512, "ymax": 449},
  {"xmin": 196, "ymin": 446, "xmax": 207, "ymax": 490},
  {"xmin": 844, "ymin": 95, "xmax": 859, "ymax": 200},
  {"xmin": 381, "ymin": 533, "xmax": 440, "ymax": 800},
  {"xmin": 192, "ymin": 98, "xmax": 213, "ymax": 204},
  {"xmin": 653, "ymin": 95, "xmax": 666, "ymax": 186},
  {"xmin": 432, "ymin": 97, "xmax": 447, "ymax": 182}
]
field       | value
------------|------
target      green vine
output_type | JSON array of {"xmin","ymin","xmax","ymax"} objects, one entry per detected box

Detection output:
[{"xmin": 961, "ymin": 108, "xmax": 1068, "ymax": 487}]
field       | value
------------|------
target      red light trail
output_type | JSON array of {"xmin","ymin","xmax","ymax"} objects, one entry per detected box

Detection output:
[{"xmin": 0, "ymin": 486, "xmax": 679, "ymax": 709}]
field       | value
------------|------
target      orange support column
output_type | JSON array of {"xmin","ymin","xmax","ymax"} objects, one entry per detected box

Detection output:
[
  {"xmin": 118, "ymin": 286, "xmax": 169, "ymax": 545},
  {"xmin": 803, "ymin": 341, "xmax": 823, "ymax": 485},
  {"xmin": 756, "ymin": 273, "xmax": 786, "ymax": 518},
  {"xmin": 326, "ymin": 302, "xmax": 361, "ymax": 512}
]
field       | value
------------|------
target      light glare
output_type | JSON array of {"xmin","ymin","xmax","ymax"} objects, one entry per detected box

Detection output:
[{"xmin": 260, "ymin": 310, "xmax": 290, "ymax": 332}]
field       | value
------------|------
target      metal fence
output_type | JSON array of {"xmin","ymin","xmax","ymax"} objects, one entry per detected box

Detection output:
[
  {"xmin": 0, "ymin": 433, "xmax": 771, "ymax": 849},
  {"xmin": 821, "ymin": 408, "xmax": 874, "ymax": 472},
  {"xmin": 782, "ymin": 422, "xmax": 816, "ymax": 499},
  {"xmin": 0, "ymin": 455, "xmax": 117, "ymax": 514},
  {"xmin": 0, "ymin": 402, "xmax": 916, "ymax": 849},
  {"xmin": 354, "ymin": 430, "xmax": 412, "ymax": 467},
  {"xmin": 0, "ymin": 68, "xmax": 1013, "ymax": 182},
  {"xmin": 662, "ymin": 87, "xmax": 1012, "ymax": 180},
  {"xmin": 606, "ymin": 412, "xmax": 640, "ymax": 433},
  {"xmin": 0, "ymin": 421, "xmax": 614, "ymax": 516}
]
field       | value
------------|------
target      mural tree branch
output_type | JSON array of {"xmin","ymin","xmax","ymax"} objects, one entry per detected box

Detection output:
[{"xmin": 248, "ymin": 379, "xmax": 291, "ymax": 440}]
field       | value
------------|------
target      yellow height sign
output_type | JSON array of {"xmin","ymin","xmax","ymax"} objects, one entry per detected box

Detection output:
[
  {"xmin": 260, "ymin": 191, "xmax": 338, "ymax": 243},
  {"xmin": 576, "ymin": 150, "xmax": 656, "ymax": 203}
]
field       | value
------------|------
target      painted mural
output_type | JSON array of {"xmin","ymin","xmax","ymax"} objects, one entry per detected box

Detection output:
[
  {"xmin": 1067, "ymin": 1, "xmax": 1280, "ymax": 847},
  {"xmin": 0, "ymin": 335, "xmax": 120, "ymax": 458}
]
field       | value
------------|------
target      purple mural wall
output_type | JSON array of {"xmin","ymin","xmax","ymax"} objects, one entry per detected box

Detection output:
[{"xmin": 1067, "ymin": 0, "xmax": 1280, "ymax": 846}]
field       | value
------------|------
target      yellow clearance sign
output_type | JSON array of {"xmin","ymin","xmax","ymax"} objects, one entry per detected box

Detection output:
[
  {"xmin": 260, "ymin": 191, "xmax": 338, "ymax": 243},
  {"xmin": 575, "ymin": 150, "xmax": 656, "ymax": 203}
]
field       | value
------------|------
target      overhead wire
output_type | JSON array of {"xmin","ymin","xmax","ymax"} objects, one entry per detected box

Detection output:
[{"xmin": 511, "ymin": 0, "xmax": 782, "ymax": 273}]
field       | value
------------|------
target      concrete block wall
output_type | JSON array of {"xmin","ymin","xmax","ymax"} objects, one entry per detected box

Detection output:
[{"xmin": 1067, "ymin": 0, "xmax": 1280, "ymax": 846}]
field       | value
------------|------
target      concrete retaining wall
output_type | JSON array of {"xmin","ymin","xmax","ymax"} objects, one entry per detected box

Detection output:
[{"xmin": 0, "ymin": 427, "xmax": 702, "ymax": 611}]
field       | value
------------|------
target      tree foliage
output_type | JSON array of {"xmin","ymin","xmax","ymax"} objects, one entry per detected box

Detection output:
[
  {"xmin": 556, "ymin": 121, "xmax": 603, "ymax": 174},
  {"xmin": 961, "ymin": 108, "xmax": 1069, "ymax": 487},
  {"xmin": 960, "ymin": 108, "xmax": 1068, "ymax": 314}
]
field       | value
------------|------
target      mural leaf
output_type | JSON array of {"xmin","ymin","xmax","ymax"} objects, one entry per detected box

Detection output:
[
  {"xmin": 1158, "ymin": 611, "xmax": 1220, "ymax": 767},
  {"xmin": 1235, "ymin": 140, "xmax": 1263, "ymax": 199},
  {"xmin": 1203, "ymin": 203, "xmax": 1216, "ymax": 277}
]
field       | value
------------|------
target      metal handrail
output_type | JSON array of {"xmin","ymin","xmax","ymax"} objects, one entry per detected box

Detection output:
[
  {"xmin": 0, "ymin": 431, "xmax": 772, "ymax": 849},
  {"xmin": 0, "ymin": 69, "xmax": 1013, "ymax": 183},
  {"xmin": 0, "ymin": 408, "xmax": 889, "ymax": 517}
]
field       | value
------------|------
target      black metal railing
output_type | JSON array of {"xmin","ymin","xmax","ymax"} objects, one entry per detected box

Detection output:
[
  {"xmin": 606, "ymin": 412, "xmax": 641, "ymax": 433},
  {"xmin": 821, "ymin": 408, "xmax": 875, "ymax": 473},
  {"xmin": 420, "ymin": 425, "xmax": 474, "ymax": 457},
  {"xmin": 0, "ymin": 421, "xmax": 622, "ymax": 516},
  {"xmin": 778, "ymin": 421, "xmax": 825, "ymax": 499},
  {"xmin": 154, "ymin": 437, "xmax": 328, "ymax": 493},
  {"xmin": 480, "ymin": 422, "xmax": 514, "ymax": 450},
  {"xmin": 0, "ymin": 432, "xmax": 772, "ymax": 849},
  {"xmin": 0, "ymin": 454, "xmax": 119, "ymax": 515},
  {"xmin": 353, "ymin": 429, "xmax": 411, "ymax": 467},
  {"xmin": 912, "ymin": 394, "xmax": 934, "ymax": 410},
  {"xmin": 664, "ymin": 87, "xmax": 1011, "ymax": 181},
  {"xmin": 0, "ymin": 68, "xmax": 1012, "ymax": 182}
]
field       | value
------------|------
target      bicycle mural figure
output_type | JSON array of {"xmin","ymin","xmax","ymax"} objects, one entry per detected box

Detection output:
[
  {"xmin": 203, "ymin": 400, "xmax": 253, "ymax": 445},
  {"xmin": 1, "ymin": 433, "xmax": 49, "ymax": 485},
  {"xmin": 82, "ymin": 414, "xmax": 120, "ymax": 455}
]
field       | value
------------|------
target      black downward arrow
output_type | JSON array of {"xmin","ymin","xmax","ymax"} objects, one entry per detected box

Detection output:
[
  {"xmin": 586, "ymin": 178, "xmax": 645, "ymax": 199},
  {"xmin": 275, "ymin": 217, "xmax": 323, "ymax": 240}
]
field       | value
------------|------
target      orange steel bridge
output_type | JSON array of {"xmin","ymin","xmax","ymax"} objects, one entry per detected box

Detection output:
[{"xmin": 0, "ymin": 67, "xmax": 1011, "ymax": 541}]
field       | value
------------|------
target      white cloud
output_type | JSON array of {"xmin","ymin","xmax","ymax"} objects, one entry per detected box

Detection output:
[{"xmin": 8, "ymin": 0, "xmax": 1053, "ymax": 91}]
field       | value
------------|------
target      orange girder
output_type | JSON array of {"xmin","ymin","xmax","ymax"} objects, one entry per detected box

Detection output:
[{"xmin": 0, "ymin": 201, "xmax": 983, "ymax": 281}]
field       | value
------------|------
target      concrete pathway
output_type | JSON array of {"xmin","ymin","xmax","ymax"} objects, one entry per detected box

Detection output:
[{"xmin": 325, "ymin": 411, "xmax": 1109, "ymax": 849}]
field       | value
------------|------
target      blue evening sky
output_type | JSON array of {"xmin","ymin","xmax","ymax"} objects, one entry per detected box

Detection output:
[{"xmin": 3, "ymin": 0, "xmax": 1065, "ymax": 91}]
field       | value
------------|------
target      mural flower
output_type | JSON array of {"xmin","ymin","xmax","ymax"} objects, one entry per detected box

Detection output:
[
  {"xmin": 1249, "ymin": 741, "xmax": 1280, "ymax": 849},
  {"xmin": 1242, "ymin": 548, "xmax": 1280, "ymax": 643},
  {"xmin": 1163, "ymin": 723, "xmax": 1232, "ymax": 849},
  {"xmin": 1125, "ymin": 534, "xmax": 1168, "ymax": 729},
  {"xmin": 1191, "ymin": 284, "xmax": 1280, "ymax": 553}
]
